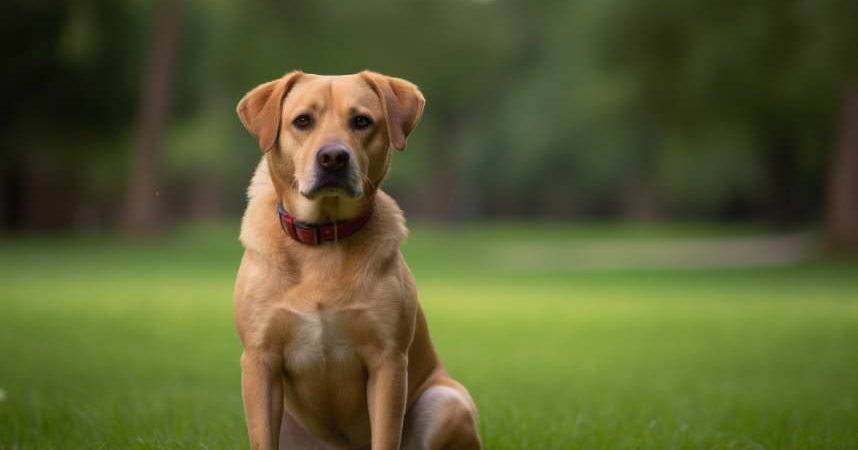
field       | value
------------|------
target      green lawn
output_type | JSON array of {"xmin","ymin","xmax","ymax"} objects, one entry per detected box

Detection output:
[{"xmin": 1, "ymin": 223, "xmax": 857, "ymax": 449}]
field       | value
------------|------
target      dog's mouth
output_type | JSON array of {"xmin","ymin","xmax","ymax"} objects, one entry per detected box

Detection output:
[{"xmin": 301, "ymin": 176, "xmax": 362, "ymax": 200}]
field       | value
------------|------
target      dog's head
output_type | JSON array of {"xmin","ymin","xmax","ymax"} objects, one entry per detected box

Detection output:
[{"xmin": 237, "ymin": 71, "xmax": 424, "ymax": 221}]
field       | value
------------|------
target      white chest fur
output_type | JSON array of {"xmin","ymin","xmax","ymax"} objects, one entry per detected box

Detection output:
[{"xmin": 282, "ymin": 308, "xmax": 361, "ymax": 373}]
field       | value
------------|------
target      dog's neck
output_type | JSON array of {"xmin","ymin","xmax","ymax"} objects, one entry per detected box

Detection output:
[
  {"xmin": 239, "ymin": 159, "xmax": 407, "ymax": 256},
  {"xmin": 280, "ymin": 192, "xmax": 374, "ymax": 225}
]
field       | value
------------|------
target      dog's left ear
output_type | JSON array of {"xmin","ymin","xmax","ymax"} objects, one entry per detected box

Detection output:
[
  {"xmin": 361, "ymin": 71, "xmax": 425, "ymax": 151},
  {"xmin": 237, "ymin": 71, "xmax": 303, "ymax": 152}
]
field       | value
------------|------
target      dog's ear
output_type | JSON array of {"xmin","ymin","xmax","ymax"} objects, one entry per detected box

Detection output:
[
  {"xmin": 237, "ymin": 71, "xmax": 303, "ymax": 152},
  {"xmin": 361, "ymin": 71, "xmax": 425, "ymax": 151}
]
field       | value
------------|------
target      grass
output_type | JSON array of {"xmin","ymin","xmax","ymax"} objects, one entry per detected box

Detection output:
[{"xmin": 1, "ymin": 222, "xmax": 857, "ymax": 449}]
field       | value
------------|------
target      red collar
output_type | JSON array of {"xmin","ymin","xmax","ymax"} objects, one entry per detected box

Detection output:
[{"xmin": 277, "ymin": 202, "xmax": 373, "ymax": 245}]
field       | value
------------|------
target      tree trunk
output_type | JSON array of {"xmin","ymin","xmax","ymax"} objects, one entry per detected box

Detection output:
[
  {"xmin": 827, "ymin": 87, "xmax": 858, "ymax": 252},
  {"xmin": 120, "ymin": 0, "xmax": 181, "ymax": 235},
  {"xmin": 0, "ymin": 160, "xmax": 24, "ymax": 230}
]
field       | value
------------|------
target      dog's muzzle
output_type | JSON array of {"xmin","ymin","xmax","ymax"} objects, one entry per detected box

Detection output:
[{"xmin": 301, "ymin": 144, "xmax": 362, "ymax": 199}]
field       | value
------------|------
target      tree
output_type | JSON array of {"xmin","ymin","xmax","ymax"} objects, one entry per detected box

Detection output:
[
  {"xmin": 580, "ymin": 0, "xmax": 856, "ymax": 230},
  {"xmin": 120, "ymin": 0, "xmax": 182, "ymax": 235},
  {"xmin": 828, "ymin": 88, "xmax": 858, "ymax": 250}
]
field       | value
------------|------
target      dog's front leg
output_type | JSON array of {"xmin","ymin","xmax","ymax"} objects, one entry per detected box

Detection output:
[
  {"xmin": 367, "ymin": 353, "xmax": 408, "ymax": 450},
  {"xmin": 241, "ymin": 351, "xmax": 284, "ymax": 450}
]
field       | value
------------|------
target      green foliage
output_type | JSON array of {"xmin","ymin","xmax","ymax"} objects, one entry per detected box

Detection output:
[{"xmin": 3, "ymin": 0, "xmax": 857, "ymax": 226}]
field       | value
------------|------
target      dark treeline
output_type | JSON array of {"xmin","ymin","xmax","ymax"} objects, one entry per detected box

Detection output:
[{"xmin": 2, "ymin": 0, "xmax": 857, "ymax": 247}]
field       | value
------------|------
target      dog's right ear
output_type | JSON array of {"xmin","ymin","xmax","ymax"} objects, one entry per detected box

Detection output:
[{"xmin": 237, "ymin": 71, "xmax": 303, "ymax": 152}]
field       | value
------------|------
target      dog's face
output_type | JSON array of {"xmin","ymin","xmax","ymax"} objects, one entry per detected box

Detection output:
[{"xmin": 237, "ymin": 71, "xmax": 424, "ymax": 218}]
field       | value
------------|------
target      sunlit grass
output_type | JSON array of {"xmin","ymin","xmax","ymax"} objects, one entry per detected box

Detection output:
[{"xmin": 1, "ymin": 223, "xmax": 857, "ymax": 449}]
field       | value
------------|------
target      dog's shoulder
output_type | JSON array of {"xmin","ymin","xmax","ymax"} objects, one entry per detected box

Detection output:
[
  {"xmin": 364, "ymin": 190, "xmax": 408, "ymax": 248},
  {"xmin": 239, "ymin": 159, "xmax": 283, "ymax": 255}
]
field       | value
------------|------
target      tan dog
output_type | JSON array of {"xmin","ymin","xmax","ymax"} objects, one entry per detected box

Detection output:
[{"xmin": 234, "ymin": 71, "xmax": 482, "ymax": 450}]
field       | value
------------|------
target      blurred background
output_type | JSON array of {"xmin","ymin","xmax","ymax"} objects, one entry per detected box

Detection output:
[
  {"xmin": 2, "ymin": 0, "xmax": 857, "ymax": 245},
  {"xmin": 2, "ymin": 1, "xmax": 858, "ymax": 449}
]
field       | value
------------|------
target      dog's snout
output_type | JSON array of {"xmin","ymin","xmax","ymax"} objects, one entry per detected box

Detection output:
[
  {"xmin": 317, "ymin": 144, "xmax": 350, "ymax": 172},
  {"xmin": 303, "ymin": 143, "xmax": 360, "ymax": 199}
]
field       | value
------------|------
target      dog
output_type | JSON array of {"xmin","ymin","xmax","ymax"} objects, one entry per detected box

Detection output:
[{"xmin": 234, "ymin": 71, "xmax": 482, "ymax": 450}]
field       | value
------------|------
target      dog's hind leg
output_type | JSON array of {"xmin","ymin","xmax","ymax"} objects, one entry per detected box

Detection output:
[{"xmin": 401, "ymin": 382, "xmax": 482, "ymax": 450}]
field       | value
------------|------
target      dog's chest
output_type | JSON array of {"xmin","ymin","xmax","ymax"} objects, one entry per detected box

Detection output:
[{"xmin": 281, "ymin": 307, "xmax": 363, "ymax": 373}]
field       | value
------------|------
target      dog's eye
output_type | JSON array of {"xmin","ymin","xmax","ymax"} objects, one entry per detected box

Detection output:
[
  {"xmin": 350, "ymin": 115, "xmax": 373, "ymax": 130},
  {"xmin": 292, "ymin": 114, "xmax": 313, "ymax": 130}
]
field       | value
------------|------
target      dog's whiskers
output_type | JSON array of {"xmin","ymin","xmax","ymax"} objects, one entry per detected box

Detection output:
[{"xmin": 360, "ymin": 172, "xmax": 376, "ymax": 193}]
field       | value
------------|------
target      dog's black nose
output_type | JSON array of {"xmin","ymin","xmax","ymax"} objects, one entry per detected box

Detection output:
[{"xmin": 317, "ymin": 144, "xmax": 350, "ymax": 172}]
